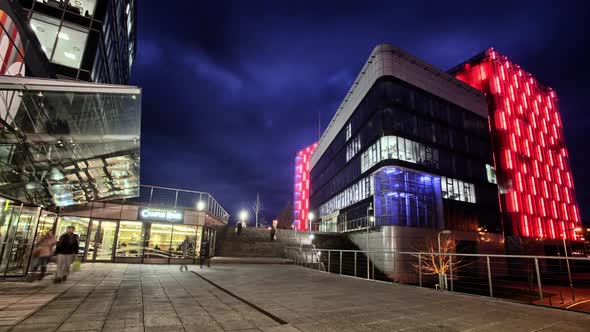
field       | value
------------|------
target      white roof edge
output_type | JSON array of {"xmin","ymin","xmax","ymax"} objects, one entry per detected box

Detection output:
[
  {"xmin": 310, "ymin": 43, "xmax": 487, "ymax": 169},
  {"xmin": 0, "ymin": 75, "xmax": 141, "ymax": 94}
]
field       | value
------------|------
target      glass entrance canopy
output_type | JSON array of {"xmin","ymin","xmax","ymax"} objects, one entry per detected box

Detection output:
[{"xmin": 0, "ymin": 76, "xmax": 141, "ymax": 206}]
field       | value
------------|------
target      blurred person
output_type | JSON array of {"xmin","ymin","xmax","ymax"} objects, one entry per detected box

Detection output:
[
  {"xmin": 54, "ymin": 226, "xmax": 79, "ymax": 283},
  {"xmin": 31, "ymin": 231, "xmax": 56, "ymax": 280},
  {"xmin": 236, "ymin": 220, "xmax": 243, "ymax": 235},
  {"xmin": 200, "ymin": 240, "xmax": 211, "ymax": 268},
  {"xmin": 179, "ymin": 236, "xmax": 192, "ymax": 272}
]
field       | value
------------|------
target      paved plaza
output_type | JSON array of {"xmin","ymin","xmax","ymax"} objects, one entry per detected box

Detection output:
[{"xmin": 0, "ymin": 264, "xmax": 588, "ymax": 331}]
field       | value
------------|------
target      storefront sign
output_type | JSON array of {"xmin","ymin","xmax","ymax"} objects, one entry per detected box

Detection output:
[{"xmin": 138, "ymin": 207, "xmax": 184, "ymax": 222}]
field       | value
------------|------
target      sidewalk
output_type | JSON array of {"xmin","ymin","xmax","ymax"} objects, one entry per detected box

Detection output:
[{"xmin": 0, "ymin": 263, "xmax": 588, "ymax": 331}]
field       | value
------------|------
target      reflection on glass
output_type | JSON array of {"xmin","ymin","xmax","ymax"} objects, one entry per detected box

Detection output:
[
  {"xmin": 0, "ymin": 76, "xmax": 141, "ymax": 207},
  {"xmin": 93, "ymin": 221, "xmax": 117, "ymax": 261},
  {"xmin": 85, "ymin": 220, "xmax": 99, "ymax": 260},
  {"xmin": 116, "ymin": 221, "xmax": 144, "ymax": 258},
  {"xmin": 0, "ymin": 205, "xmax": 39, "ymax": 275},
  {"xmin": 145, "ymin": 223, "xmax": 172, "ymax": 258},
  {"xmin": 52, "ymin": 24, "xmax": 89, "ymax": 69},
  {"xmin": 36, "ymin": 213, "xmax": 56, "ymax": 237},
  {"xmin": 170, "ymin": 225, "xmax": 196, "ymax": 259},
  {"xmin": 29, "ymin": 13, "xmax": 59, "ymax": 58},
  {"xmin": 55, "ymin": 216, "xmax": 89, "ymax": 258}
]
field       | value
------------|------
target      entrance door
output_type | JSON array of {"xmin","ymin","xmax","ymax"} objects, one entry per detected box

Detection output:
[
  {"xmin": 86, "ymin": 220, "xmax": 118, "ymax": 262},
  {"xmin": 0, "ymin": 204, "xmax": 41, "ymax": 277}
]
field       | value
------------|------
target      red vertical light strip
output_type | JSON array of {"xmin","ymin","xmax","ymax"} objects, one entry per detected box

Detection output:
[
  {"xmin": 293, "ymin": 142, "xmax": 317, "ymax": 230},
  {"xmin": 452, "ymin": 51, "xmax": 581, "ymax": 240}
]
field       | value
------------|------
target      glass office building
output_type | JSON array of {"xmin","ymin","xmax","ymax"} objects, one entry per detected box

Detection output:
[
  {"xmin": 309, "ymin": 44, "xmax": 501, "ymax": 234},
  {"xmin": 18, "ymin": 0, "xmax": 136, "ymax": 84},
  {"xmin": 0, "ymin": 185, "xmax": 229, "ymax": 277}
]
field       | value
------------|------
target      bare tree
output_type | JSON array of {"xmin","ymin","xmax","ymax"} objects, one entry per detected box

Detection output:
[
  {"xmin": 412, "ymin": 238, "xmax": 474, "ymax": 289},
  {"xmin": 252, "ymin": 193, "xmax": 263, "ymax": 228}
]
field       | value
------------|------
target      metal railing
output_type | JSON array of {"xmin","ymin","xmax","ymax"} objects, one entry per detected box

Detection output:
[
  {"xmin": 127, "ymin": 185, "xmax": 230, "ymax": 222},
  {"xmin": 285, "ymin": 247, "xmax": 590, "ymax": 312}
]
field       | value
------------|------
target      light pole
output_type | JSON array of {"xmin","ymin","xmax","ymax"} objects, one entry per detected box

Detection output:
[
  {"xmin": 562, "ymin": 226, "xmax": 582, "ymax": 301},
  {"xmin": 307, "ymin": 212, "xmax": 314, "ymax": 232},
  {"xmin": 437, "ymin": 230, "xmax": 452, "ymax": 290},
  {"xmin": 366, "ymin": 203, "xmax": 374, "ymax": 279}
]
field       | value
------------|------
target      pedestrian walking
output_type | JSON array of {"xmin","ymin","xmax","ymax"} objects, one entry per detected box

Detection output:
[
  {"xmin": 270, "ymin": 225, "xmax": 276, "ymax": 242},
  {"xmin": 200, "ymin": 240, "xmax": 210, "ymax": 268},
  {"xmin": 236, "ymin": 221, "xmax": 243, "ymax": 235},
  {"xmin": 179, "ymin": 236, "xmax": 191, "ymax": 272},
  {"xmin": 31, "ymin": 231, "xmax": 56, "ymax": 280},
  {"xmin": 54, "ymin": 226, "xmax": 79, "ymax": 283}
]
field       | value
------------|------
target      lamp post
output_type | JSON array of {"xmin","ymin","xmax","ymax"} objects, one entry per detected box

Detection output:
[
  {"xmin": 562, "ymin": 226, "xmax": 582, "ymax": 301},
  {"xmin": 307, "ymin": 212, "xmax": 314, "ymax": 232},
  {"xmin": 437, "ymin": 230, "xmax": 452, "ymax": 290},
  {"xmin": 366, "ymin": 203, "xmax": 374, "ymax": 279}
]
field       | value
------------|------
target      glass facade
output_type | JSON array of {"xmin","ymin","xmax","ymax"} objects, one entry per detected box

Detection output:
[
  {"xmin": 310, "ymin": 75, "xmax": 501, "ymax": 233},
  {"xmin": 54, "ymin": 215, "xmax": 208, "ymax": 264},
  {"xmin": 0, "ymin": 76, "xmax": 141, "ymax": 207},
  {"xmin": 22, "ymin": 0, "xmax": 136, "ymax": 84},
  {"xmin": 373, "ymin": 167, "xmax": 442, "ymax": 229}
]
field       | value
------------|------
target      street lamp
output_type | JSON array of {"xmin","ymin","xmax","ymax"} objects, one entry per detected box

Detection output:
[
  {"xmin": 437, "ymin": 230, "xmax": 452, "ymax": 290},
  {"xmin": 196, "ymin": 201, "xmax": 206, "ymax": 211},
  {"xmin": 239, "ymin": 210, "xmax": 248, "ymax": 227},
  {"xmin": 562, "ymin": 226, "xmax": 582, "ymax": 301},
  {"xmin": 307, "ymin": 212, "xmax": 314, "ymax": 232}
]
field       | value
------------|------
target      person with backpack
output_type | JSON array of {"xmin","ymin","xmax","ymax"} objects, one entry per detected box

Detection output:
[{"xmin": 54, "ymin": 226, "xmax": 79, "ymax": 283}]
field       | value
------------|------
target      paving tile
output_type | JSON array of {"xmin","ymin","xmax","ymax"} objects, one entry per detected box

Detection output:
[{"xmin": 144, "ymin": 325, "xmax": 185, "ymax": 332}]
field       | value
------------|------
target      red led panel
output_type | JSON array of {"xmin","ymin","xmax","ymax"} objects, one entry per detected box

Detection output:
[
  {"xmin": 293, "ymin": 142, "xmax": 317, "ymax": 231},
  {"xmin": 453, "ymin": 48, "xmax": 582, "ymax": 240}
]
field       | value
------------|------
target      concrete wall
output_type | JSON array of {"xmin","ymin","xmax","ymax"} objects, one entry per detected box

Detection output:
[{"xmin": 347, "ymin": 226, "xmax": 505, "ymax": 283}]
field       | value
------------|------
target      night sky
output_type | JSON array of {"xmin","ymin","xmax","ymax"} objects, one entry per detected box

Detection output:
[{"xmin": 130, "ymin": 0, "xmax": 590, "ymax": 224}]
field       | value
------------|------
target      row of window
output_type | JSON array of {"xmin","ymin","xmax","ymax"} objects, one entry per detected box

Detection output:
[
  {"xmin": 30, "ymin": 12, "xmax": 89, "ymax": 69},
  {"xmin": 35, "ymin": 0, "xmax": 98, "ymax": 17},
  {"xmin": 361, "ymin": 135, "xmax": 439, "ymax": 173},
  {"xmin": 345, "ymin": 135, "xmax": 361, "ymax": 161},
  {"xmin": 441, "ymin": 177, "xmax": 476, "ymax": 203},
  {"xmin": 319, "ymin": 176, "xmax": 373, "ymax": 217}
]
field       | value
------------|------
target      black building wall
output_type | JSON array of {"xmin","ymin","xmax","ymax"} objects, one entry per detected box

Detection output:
[{"xmin": 17, "ymin": 0, "xmax": 135, "ymax": 84}]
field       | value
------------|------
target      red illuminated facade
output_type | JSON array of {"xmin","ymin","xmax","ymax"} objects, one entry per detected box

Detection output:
[
  {"xmin": 452, "ymin": 48, "xmax": 581, "ymax": 240},
  {"xmin": 293, "ymin": 142, "xmax": 317, "ymax": 230}
]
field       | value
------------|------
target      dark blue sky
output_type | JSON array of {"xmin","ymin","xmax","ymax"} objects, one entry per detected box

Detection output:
[{"xmin": 130, "ymin": 0, "xmax": 590, "ymax": 223}]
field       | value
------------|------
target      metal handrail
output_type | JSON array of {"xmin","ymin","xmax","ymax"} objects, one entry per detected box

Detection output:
[
  {"xmin": 285, "ymin": 247, "xmax": 590, "ymax": 312},
  {"xmin": 284, "ymin": 247, "xmax": 590, "ymax": 261}
]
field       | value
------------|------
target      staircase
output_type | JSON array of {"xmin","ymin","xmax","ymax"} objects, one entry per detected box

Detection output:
[{"xmin": 214, "ymin": 227, "xmax": 305, "ymax": 259}]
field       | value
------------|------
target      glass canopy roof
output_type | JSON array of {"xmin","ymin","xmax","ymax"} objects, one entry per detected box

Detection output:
[{"xmin": 0, "ymin": 76, "xmax": 141, "ymax": 206}]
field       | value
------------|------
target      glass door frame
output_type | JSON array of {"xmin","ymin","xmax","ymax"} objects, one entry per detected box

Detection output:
[
  {"xmin": 84, "ymin": 219, "xmax": 120, "ymax": 262},
  {"xmin": 0, "ymin": 203, "xmax": 42, "ymax": 278}
]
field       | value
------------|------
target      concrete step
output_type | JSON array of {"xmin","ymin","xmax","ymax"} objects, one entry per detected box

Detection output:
[{"xmin": 209, "ymin": 257, "xmax": 294, "ymax": 264}]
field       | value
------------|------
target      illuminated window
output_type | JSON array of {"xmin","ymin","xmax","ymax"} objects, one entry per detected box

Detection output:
[
  {"xmin": 441, "ymin": 177, "xmax": 476, "ymax": 203},
  {"xmin": 345, "ymin": 123, "xmax": 352, "ymax": 141},
  {"xmin": 29, "ymin": 13, "xmax": 60, "ymax": 58},
  {"xmin": 346, "ymin": 135, "xmax": 361, "ymax": 161},
  {"xmin": 52, "ymin": 23, "xmax": 89, "ymax": 69},
  {"xmin": 486, "ymin": 164, "xmax": 497, "ymax": 184}
]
